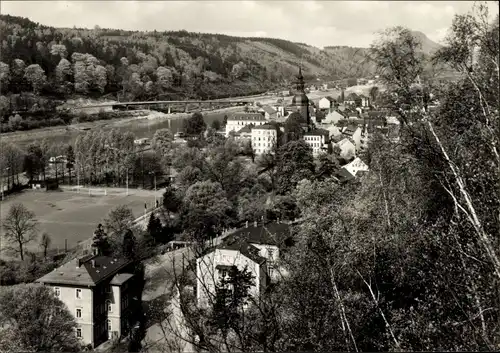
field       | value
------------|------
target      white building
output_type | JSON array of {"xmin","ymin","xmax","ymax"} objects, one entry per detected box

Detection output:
[
  {"xmin": 318, "ymin": 96, "xmax": 336, "ymax": 110},
  {"xmin": 334, "ymin": 137, "xmax": 356, "ymax": 161},
  {"xmin": 303, "ymin": 129, "xmax": 330, "ymax": 157},
  {"xmin": 342, "ymin": 124, "xmax": 363, "ymax": 152},
  {"xmin": 225, "ymin": 113, "xmax": 267, "ymax": 137},
  {"xmin": 251, "ymin": 124, "xmax": 277, "ymax": 155},
  {"xmin": 343, "ymin": 157, "xmax": 369, "ymax": 176},
  {"xmin": 323, "ymin": 110, "xmax": 346, "ymax": 124},
  {"xmin": 196, "ymin": 222, "xmax": 291, "ymax": 308}
]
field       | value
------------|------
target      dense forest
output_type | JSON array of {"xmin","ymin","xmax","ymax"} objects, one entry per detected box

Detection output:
[{"xmin": 0, "ymin": 14, "xmax": 375, "ymax": 108}]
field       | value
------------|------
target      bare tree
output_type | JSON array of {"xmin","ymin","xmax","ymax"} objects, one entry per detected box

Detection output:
[{"xmin": 2, "ymin": 203, "xmax": 38, "ymax": 260}]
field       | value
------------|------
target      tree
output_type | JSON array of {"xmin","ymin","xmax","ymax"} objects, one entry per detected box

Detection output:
[
  {"xmin": 50, "ymin": 44, "xmax": 67, "ymax": 58},
  {"xmin": 183, "ymin": 112, "xmax": 206, "ymax": 136},
  {"xmin": 24, "ymin": 64, "xmax": 47, "ymax": 94},
  {"xmin": 122, "ymin": 229, "xmax": 137, "ymax": 260},
  {"xmin": 2, "ymin": 203, "xmax": 38, "ymax": 260},
  {"xmin": 316, "ymin": 152, "xmax": 341, "ymax": 180},
  {"xmin": 180, "ymin": 181, "xmax": 233, "ymax": 243},
  {"xmin": 284, "ymin": 112, "xmax": 305, "ymax": 142},
  {"xmin": 0, "ymin": 284, "xmax": 82, "ymax": 352},
  {"xmin": 275, "ymin": 140, "xmax": 315, "ymax": 195},
  {"xmin": 66, "ymin": 144, "xmax": 75, "ymax": 184},
  {"xmin": 211, "ymin": 119, "xmax": 222, "ymax": 131},
  {"xmin": 151, "ymin": 128, "xmax": 173, "ymax": 159},
  {"xmin": 162, "ymin": 186, "xmax": 182, "ymax": 217},
  {"xmin": 24, "ymin": 143, "xmax": 44, "ymax": 183},
  {"xmin": 146, "ymin": 213, "xmax": 163, "ymax": 244},
  {"xmin": 39, "ymin": 232, "xmax": 51, "ymax": 258},
  {"xmin": 104, "ymin": 205, "xmax": 135, "ymax": 235},
  {"xmin": 208, "ymin": 266, "xmax": 256, "ymax": 340},
  {"xmin": 91, "ymin": 223, "xmax": 110, "ymax": 256},
  {"xmin": 222, "ymin": 114, "xmax": 228, "ymax": 127},
  {"xmin": 0, "ymin": 61, "xmax": 10, "ymax": 90},
  {"xmin": 369, "ymin": 86, "xmax": 379, "ymax": 103}
]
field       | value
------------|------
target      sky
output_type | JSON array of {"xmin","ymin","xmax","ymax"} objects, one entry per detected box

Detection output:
[{"xmin": 1, "ymin": 1, "xmax": 498, "ymax": 48}]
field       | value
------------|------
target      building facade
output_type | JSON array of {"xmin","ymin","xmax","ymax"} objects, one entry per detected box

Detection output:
[
  {"xmin": 303, "ymin": 129, "xmax": 330, "ymax": 157},
  {"xmin": 225, "ymin": 113, "xmax": 267, "ymax": 137},
  {"xmin": 36, "ymin": 253, "xmax": 137, "ymax": 348},
  {"xmin": 251, "ymin": 124, "xmax": 277, "ymax": 155}
]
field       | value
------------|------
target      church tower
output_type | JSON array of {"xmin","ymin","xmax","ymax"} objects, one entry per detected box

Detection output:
[{"xmin": 291, "ymin": 66, "xmax": 310, "ymax": 125}]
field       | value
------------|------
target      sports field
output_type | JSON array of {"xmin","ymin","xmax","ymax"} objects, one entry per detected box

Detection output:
[{"xmin": 0, "ymin": 187, "xmax": 162, "ymax": 255}]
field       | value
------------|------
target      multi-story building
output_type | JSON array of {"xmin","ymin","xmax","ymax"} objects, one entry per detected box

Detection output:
[
  {"xmin": 36, "ymin": 253, "xmax": 137, "ymax": 348},
  {"xmin": 196, "ymin": 222, "xmax": 291, "ymax": 308},
  {"xmin": 251, "ymin": 124, "xmax": 277, "ymax": 155},
  {"xmin": 225, "ymin": 113, "xmax": 267, "ymax": 137},
  {"xmin": 303, "ymin": 129, "xmax": 330, "ymax": 157}
]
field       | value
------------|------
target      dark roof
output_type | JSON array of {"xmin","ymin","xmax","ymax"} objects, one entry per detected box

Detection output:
[
  {"xmin": 227, "ymin": 222, "xmax": 291, "ymax": 247},
  {"xmin": 343, "ymin": 124, "xmax": 360, "ymax": 136},
  {"xmin": 366, "ymin": 111, "xmax": 387, "ymax": 119},
  {"xmin": 253, "ymin": 124, "xmax": 276, "ymax": 130},
  {"xmin": 305, "ymin": 129, "xmax": 330, "ymax": 138},
  {"xmin": 336, "ymin": 168, "xmax": 356, "ymax": 182},
  {"xmin": 292, "ymin": 93, "xmax": 309, "ymax": 105},
  {"xmin": 217, "ymin": 239, "xmax": 267, "ymax": 265},
  {"xmin": 238, "ymin": 125, "xmax": 253, "ymax": 133},
  {"xmin": 323, "ymin": 96, "xmax": 336, "ymax": 102},
  {"xmin": 36, "ymin": 254, "xmax": 133, "ymax": 287},
  {"xmin": 229, "ymin": 113, "xmax": 266, "ymax": 121},
  {"xmin": 216, "ymin": 264, "xmax": 236, "ymax": 271},
  {"xmin": 345, "ymin": 92, "xmax": 360, "ymax": 100}
]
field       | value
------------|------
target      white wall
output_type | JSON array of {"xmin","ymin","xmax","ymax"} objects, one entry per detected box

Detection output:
[
  {"xmin": 197, "ymin": 249, "xmax": 263, "ymax": 308},
  {"xmin": 252, "ymin": 129, "xmax": 277, "ymax": 155},
  {"xmin": 50, "ymin": 285, "xmax": 94, "ymax": 346},
  {"xmin": 226, "ymin": 119, "xmax": 266, "ymax": 137},
  {"xmin": 303, "ymin": 135, "xmax": 327, "ymax": 156},
  {"xmin": 318, "ymin": 98, "xmax": 332, "ymax": 110}
]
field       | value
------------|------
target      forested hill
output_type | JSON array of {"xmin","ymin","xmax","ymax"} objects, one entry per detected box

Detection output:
[{"xmin": 0, "ymin": 14, "xmax": 375, "ymax": 102}]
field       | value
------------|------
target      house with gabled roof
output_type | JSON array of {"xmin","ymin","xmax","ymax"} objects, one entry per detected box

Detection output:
[
  {"xmin": 318, "ymin": 96, "xmax": 336, "ymax": 110},
  {"xmin": 225, "ymin": 112, "xmax": 267, "ymax": 137},
  {"xmin": 36, "ymin": 250, "xmax": 138, "ymax": 348},
  {"xmin": 335, "ymin": 157, "xmax": 369, "ymax": 182},
  {"xmin": 196, "ymin": 222, "xmax": 292, "ymax": 308},
  {"xmin": 342, "ymin": 124, "xmax": 363, "ymax": 151},
  {"xmin": 260, "ymin": 105, "xmax": 278, "ymax": 120}
]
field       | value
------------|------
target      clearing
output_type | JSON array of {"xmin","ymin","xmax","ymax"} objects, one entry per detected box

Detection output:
[{"xmin": 0, "ymin": 188, "xmax": 162, "ymax": 256}]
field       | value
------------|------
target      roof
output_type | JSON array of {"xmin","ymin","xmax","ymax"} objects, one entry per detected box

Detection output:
[
  {"xmin": 227, "ymin": 222, "xmax": 291, "ymax": 247},
  {"xmin": 321, "ymin": 96, "xmax": 336, "ymax": 102},
  {"xmin": 337, "ymin": 137, "xmax": 355, "ymax": 147},
  {"xmin": 229, "ymin": 113, "xmax": 266, "ymax": 122},
  {"xmin": 262, "ymin": 105, "xmax": 277, "ymax": 114},
  {"xmin": 110, "ymin": 273, "xmax": 134, "ymax": 286},
  {"xmin": 343, "ymin": 124, "xmax": 360, "ymax": 136},
  {"xmin": 336, "ymin": 167, "xmax": 356, "ymax": 182},
  {"xmin": 367, "ymin": 111, "xmax": 387, "ymax": 119},
  {"xmin": 304, "ymin": 129, "xmax": 330, "ymax": 138},
  {"xmin": 252, "ymin": 124, "xmax": 276, "ymax": 131},
  {"xmin": 217, "ymin": 239, "xmax": 267, "ymax": 265},
  {"xmin": 36, "ymin": 254, "xmax": 133, "ymax": 287},
  {"xmin": 345, "ymin": 92, "xmax": 360, "ymax": 100},
  {"xmin": 238, "ymin": 125, "xmax": 253, "ymax": 134}
]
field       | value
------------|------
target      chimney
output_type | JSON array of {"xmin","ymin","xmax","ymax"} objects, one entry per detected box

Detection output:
[
  {"xmin": 76, "ymin": 259, "xmax": 81, "ymax": 268},
  {"xmin": 91, "ymin": 260, "xmax": 96, "ymax": 268},
  {"xmin": 245, "ymin": 221, "xmax": 248, "ymax": 228}
]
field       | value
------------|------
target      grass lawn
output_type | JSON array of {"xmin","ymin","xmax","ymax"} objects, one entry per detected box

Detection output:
[{"xmin": 0, "ymin": 188, "xmax": 161, "ymax": 257}]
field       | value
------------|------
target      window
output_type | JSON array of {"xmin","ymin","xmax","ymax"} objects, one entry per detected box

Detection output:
[
  {"xmin": 106, "ymin": 300, "xmax": 112, "ymax": 313},
  {"xmin": 76, "ymin": 308, "xmax": 82, "ymax": 318},
  {"xmin": 107, "ymin": 319, "xmax": 112, "ymax": 331},
  {"xmin": 76, "ymin": 328, "xmax": 82, "ymax": 338},
  {"xmin": 76, "ymin": 289, "xmax": 82, "ymax": 299},
  {"xmin": 54, "ymin": 287, "xmax": 60, "ymax": 297},
  {"xmin": 106, "ymin": 286, "xmax": 111, "ymax": 293}
]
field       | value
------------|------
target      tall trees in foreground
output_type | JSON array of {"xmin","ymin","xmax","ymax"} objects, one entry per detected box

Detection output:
[
  {"xmin": 160, "ymin": 3, "xmax": 500, "ymax": 352},
  {"xmin": 2, "ymin": 203, "xmax": 38, "ymax": 261}
]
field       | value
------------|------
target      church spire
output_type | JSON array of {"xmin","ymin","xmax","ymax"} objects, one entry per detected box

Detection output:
[{"xmin": 295, "ymin": 65, "xmax": 305, "ymax": 92}]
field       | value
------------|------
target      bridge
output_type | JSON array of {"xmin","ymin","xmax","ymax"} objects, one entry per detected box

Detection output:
[{"xmin": 68, "ymin": 98, "xmax": 270, "ymax": 114}]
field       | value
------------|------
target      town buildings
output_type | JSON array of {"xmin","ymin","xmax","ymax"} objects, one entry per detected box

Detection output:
[
  {"xmin": 225, "ymin": 113, "xmax": 267, "ymax": 137},
  {"xmin": 196, "ymin": 222, "xmax": 291, "ymax": 308},
  {"xmin": 303, "ymin": 129, "xmax": 330, "ymax": 156},
  {"xmin": 318, "ymin": 96, "xmax": 336, "ymax": 110},
  {"xmin": 251, "ymin": 124, "xmax": 277, "ymax": 155},
  {"xmin": 36, "ymin": 252, "xmax": 137, "ymax": 348}
]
